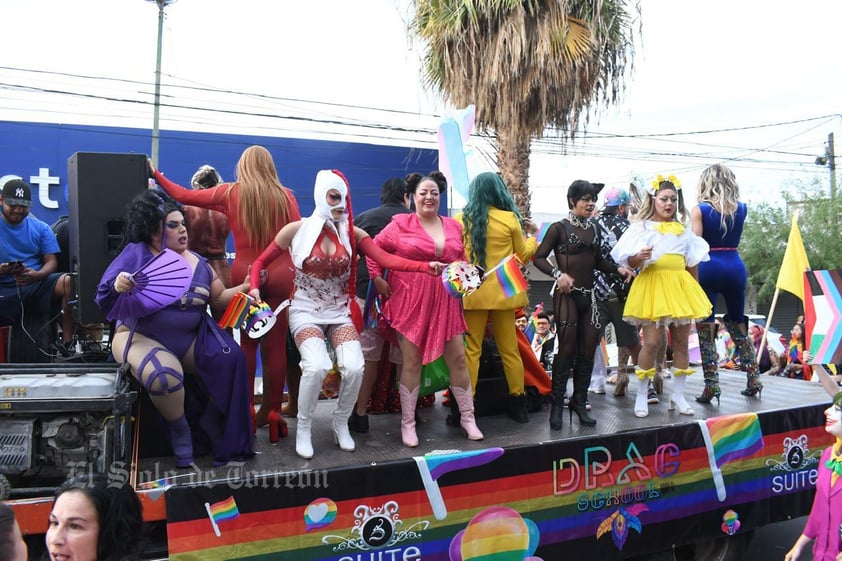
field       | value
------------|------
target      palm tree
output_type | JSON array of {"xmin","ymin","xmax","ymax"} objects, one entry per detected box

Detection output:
[{"xmin": 411, "ymin": 0, "xmax": 640, "ymax": 217}]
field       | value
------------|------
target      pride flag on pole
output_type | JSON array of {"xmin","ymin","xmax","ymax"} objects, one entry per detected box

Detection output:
[
  {"xmin": 205, "ymin": 496, "xmax": 240, "ymax": 537},
  {"xmin": 484, "ymin": 254, "xmax": 528, "ymax": 298},
  {"xmin": 804, "ymin": 269, "xmax": 842, "ymax": 365}
]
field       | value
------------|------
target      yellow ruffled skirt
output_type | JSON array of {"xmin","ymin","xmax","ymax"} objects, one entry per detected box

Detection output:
[{"xmin": 623, "ymin": 254, "xmax": 712, "ymax": 326}]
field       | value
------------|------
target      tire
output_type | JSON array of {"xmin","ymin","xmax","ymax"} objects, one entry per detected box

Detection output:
[
  {"xmin": 640, "ymin": 533, "xmax": 751, "ymax": 561},
  {"xmin": 0, "ymin": 474, "xmax": 10, "ymax": 500}
]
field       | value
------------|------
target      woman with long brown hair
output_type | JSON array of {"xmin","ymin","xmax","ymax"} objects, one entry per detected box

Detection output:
[{"xmin": 151, "ymin": 146, "xmax": 301, "ymax": 442}]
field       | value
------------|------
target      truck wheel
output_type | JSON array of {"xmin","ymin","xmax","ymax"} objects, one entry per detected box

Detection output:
[
  {"xmin": 645, "ymin": 533, "xmax": 751, "ymax": 561},
  {"xmin": 0, "ymin": 474, "xmax": 10, "ymax": 500}
]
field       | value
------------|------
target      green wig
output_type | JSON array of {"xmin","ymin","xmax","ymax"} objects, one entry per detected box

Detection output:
[{"xmin": 461, "ymin": 172, "xmax": 524, "ymax": 269}]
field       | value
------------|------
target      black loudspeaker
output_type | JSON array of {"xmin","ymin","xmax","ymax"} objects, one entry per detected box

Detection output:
[{"xmin": 68, "ymin": 153, "xmax": 148, "ymax": 325}]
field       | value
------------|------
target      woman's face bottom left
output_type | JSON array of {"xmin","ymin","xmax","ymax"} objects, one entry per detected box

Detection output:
[{"xmin": 46, "ymin": 490, "xmax": 100, "ymax": 561}]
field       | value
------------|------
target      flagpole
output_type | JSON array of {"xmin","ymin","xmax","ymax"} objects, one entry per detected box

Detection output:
[
  {"xmin": 757, "ymin": 288, "xmax": 781, "ymax": 363},
  {"xmin": 204, "ymin": 502, "xmax": 221, "ymax": 537}
]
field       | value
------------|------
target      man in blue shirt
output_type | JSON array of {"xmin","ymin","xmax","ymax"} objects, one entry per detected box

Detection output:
[{"xmin": 0, "ymin": 179, "xmax": 73, "ymax": 357}]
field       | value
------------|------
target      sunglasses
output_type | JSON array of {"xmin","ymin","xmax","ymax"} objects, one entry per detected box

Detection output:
[{"xmin": 166, "ymin": 220, "xmax": 186, "ymax": 230}]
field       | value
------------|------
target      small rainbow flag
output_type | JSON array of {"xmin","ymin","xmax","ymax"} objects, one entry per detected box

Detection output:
[
  {"xmin": 523, "ymin": 302, "xmax": 544, "ymax": 342},
  {"xmin": 697, "ymin": 413, "xmax": 764, "ymax": 501},
  {"xmin": 486, "ymin": 254, "xmax": 528, "ymax": 298},
  {"xmin": 205, "ymin": 496, "xmax": 240, "ymax": 537},
  {"xmin": 218, "ymin": 293, "xmax": 251, "ymax": 329}
]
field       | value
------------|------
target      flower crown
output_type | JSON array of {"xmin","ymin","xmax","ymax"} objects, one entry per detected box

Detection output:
[{"xmin": 648, "ymin": 174, "xmax": 681, "ymax": 196}]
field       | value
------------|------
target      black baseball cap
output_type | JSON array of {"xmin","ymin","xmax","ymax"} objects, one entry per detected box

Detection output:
[{"xmin": 2, "ymin": 179, "xmax": 32, "ymax": 207}]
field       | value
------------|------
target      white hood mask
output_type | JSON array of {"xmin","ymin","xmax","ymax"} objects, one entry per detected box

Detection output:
[{"xmin": 291, "ymin": 170, "xmax": 353, "ymax": 269}]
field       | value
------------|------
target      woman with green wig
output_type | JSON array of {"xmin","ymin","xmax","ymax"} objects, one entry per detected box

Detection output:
[{"xmin": 457, "ymin": 172, "xmax": 538, "ymax": 423}]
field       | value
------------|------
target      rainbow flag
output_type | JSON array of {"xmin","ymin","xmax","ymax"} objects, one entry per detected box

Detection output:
[
  {"xmin": 489, "ymin": 255, "xmax": 528, "ymax": 298},
  {"xmin": 697, "ymin": 413, "xmax": 764, "ymax": 501},
  {"xmin": 523, "ymin": 302, "xmax": 544, "ymax": 341},
  {"xmin": 218, "ymin": 293, "xmax": 250, "ymax": 329},
  {"xmin": 205, "ymin": 496, "xmax": 240, "ymax": 537}
]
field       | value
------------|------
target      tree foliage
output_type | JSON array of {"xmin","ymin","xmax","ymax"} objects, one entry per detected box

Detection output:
[
  {"xmin": 742, "ymin": 179, "xmax": 842, "ymax": 307},
  {"xmin": 410, "ymin": 0, "xmax": 640, "ymax": 217}
]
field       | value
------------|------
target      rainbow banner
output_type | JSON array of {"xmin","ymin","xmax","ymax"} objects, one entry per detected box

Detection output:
[
  {"xmin": 163, "ymin": 405, "xmax": 831, "ymax": 560},
  {"xmin": 484, "ymin": 254, "xmax": 528, "ymax": 298},
  {"xmin": 205, "ymin": 496, "xmax": 240, "ymax": 537},
  {"xmin": 697, "ymin": 413, "xmax": 764, "ymax": 501}
]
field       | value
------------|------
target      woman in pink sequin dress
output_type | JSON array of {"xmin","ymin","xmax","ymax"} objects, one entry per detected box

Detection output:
[{"xmin": 369, "ymin": 171, "xmax": 483, "ymax": 448}]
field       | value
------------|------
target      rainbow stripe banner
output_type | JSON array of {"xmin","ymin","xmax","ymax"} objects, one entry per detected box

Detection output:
[
  {"xmin": 205, "ymin": 496, "xmax": 240, "ymax": 537},
  {"xmin": 163, "ymin": 405, "xmax": 831, "ymax": 560},
  {"xmin": 484, "ymin": 254, "xmax": 528, "ymax": 298},
  {"xmin": 697, "ymin": 413, "xmax": 764, "ymax": 501}
]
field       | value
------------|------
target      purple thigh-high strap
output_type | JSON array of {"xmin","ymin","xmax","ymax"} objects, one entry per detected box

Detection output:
[{"xmin": 138, "ymin": 346, "xmax": 184, "ymax": 395}]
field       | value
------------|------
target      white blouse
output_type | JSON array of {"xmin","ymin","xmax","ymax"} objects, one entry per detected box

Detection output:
[{"xmin": 611, "ymin": 220, "xmax": 710, "ymax": 270}]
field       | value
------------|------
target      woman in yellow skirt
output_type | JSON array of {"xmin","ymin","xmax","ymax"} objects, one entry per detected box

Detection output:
[{"xmin": 611, "ymin": 176, "xmax": 711, "ymax": 418}]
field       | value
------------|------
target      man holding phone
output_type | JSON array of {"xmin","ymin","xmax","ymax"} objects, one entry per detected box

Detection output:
[{"xmin": 0, "ymin": 179, "xmax": 74, "ymax": 357}]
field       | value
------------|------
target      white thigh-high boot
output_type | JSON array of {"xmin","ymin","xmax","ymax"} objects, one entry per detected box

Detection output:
[
  {"xmin": 333, "ymin": 341, "xmax": 364, "ymax": 452},
  {"xmin": 634, "ymin": 368, "xmax": 655, "ymax": 418},
  {"xmin": 669, "ymin": 368, "xmax": 695, "ymax": 415},
  {"xmin": 296, "ymin": 338, "xmax": 333, "ymax": 459}
]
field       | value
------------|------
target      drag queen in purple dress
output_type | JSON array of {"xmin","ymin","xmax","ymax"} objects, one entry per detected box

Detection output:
[{"xmin": 96, "ymin": 191, "xmax": 254, "ymax": 468}]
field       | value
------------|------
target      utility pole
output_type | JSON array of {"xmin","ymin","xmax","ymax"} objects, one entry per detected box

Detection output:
[
  {"xmin": 146, "ymin": 0, "xmax": 176, "ymax": 168},
  {"xmin": 829, "ymin": 132, "xmax": 836, "ymax": 201},
  {"xmin": 815, "ymin": 132, "xmax": 837, "ymax": 200}
]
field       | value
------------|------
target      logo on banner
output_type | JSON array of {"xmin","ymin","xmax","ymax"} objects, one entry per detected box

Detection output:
[
  {"xmin": 768, "ymin": 434, "xmax": 821, "ymax": 494},
  {"xmin": 322, "ymin": 500, "xmax": 428, "ymax": 554}
]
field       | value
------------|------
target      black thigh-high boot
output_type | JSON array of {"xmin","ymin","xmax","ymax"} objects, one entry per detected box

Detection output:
[
  {"xmin": 549, "ymin": 355, "xmax": 572, "ymax": 430},
  {"xmin": 568, "ymin": 358, "xmax": 597, "ymax": 427}
]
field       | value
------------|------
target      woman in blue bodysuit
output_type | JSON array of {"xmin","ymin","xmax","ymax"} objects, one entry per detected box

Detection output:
[{"xmin": 691, "ymin": 164, "xmax": 762, "ymax": 404}]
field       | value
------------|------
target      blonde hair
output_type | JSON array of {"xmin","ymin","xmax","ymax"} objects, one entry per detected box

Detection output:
[
  {"xmin": 634, "ymin": 181, "xmax": 688, "ymax": 224},
  {"xmin": 697, "ymin": 164, "xmax": 740, "ymax": 233},
  {"xmin": 233, "ymin": 145, "xmax": 293, "ymax": 249}
]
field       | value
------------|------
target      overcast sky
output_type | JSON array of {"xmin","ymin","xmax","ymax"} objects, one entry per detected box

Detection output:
[{"xmin": 2, "ymin": 0, "xmax": 840, "ymax": 215}]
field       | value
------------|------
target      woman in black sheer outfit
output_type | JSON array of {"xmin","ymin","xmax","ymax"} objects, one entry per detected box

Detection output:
[{"xmin": 533, "ymin": 180, "xmax": 633, "ymax": 429}]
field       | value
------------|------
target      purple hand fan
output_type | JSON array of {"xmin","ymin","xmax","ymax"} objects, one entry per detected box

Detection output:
[{"xmin": 107, "ymin": 249, "xmax": 193, "ymax": 322}]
